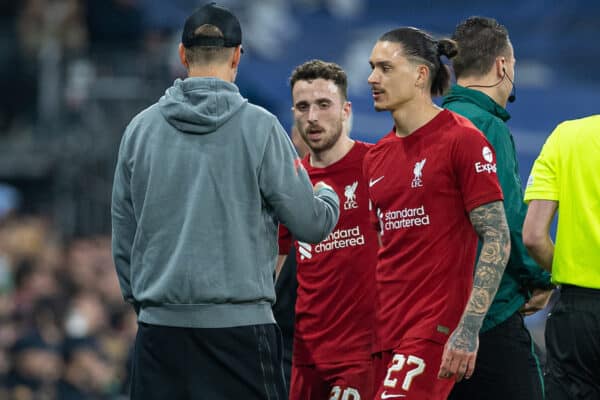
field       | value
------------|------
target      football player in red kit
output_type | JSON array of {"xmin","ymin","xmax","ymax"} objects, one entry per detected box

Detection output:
[
  {"xmin": 279, "ymin": 59, "xmax": 379, "ymax": 400},
  {"xmin": 363, "ymin": 28, "xmax": 511, "ymax": 400}
]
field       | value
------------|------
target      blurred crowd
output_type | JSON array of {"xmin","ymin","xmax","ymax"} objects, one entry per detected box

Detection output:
[
  {"xmin": 0, "ymin": 0, "xmax": 170, "ymax": 138},
  {"xmin": 0, "ymin": 209, "xmax": 137, "ymax": 399},
  {"xmin": 0, "ymin": 0, "xmax": 366, "ymax": 139}
]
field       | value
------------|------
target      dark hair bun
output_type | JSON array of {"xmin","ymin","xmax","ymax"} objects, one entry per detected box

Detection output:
[{"xmin": 437, "ymin": 39, "xmax": 458, "ymax": 58}]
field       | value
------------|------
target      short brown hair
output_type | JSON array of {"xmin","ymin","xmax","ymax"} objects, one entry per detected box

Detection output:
[
  {"xmin": 184, "ymin": 24, "xmax": 234, "ymax": 65},
  {"xmin": 289, "ymin": 60, "xmax": 348, "ymax": 100},
  {"xmin": 451, "ymin": 17, "xmax": 511, "ymax": 79}
]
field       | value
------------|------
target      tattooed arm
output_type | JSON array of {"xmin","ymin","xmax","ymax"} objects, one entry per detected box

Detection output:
[{"xmin": 438, "ymin": 200, "xmax": 510, "ymax": 382}]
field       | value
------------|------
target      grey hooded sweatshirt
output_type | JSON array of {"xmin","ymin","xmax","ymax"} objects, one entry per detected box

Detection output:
[{"xmin": 111, "ymin": 78, "xmax": 339, "ymax": 328}]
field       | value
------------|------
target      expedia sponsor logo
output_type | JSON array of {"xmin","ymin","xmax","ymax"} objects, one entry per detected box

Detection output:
[
  {"xmin": 482, "ymin": 146, "xmax": 493, "ymax": 162},
  {"xmin": 475, "ymin": 146, "xmax": 497, "ymax": 174},
  {"xmin": 383, "ymin": 205, "xmax": 430, "ymax": 230},
  {"xmin": 475, "ymin": 162, "xmax": 497, "ymax": 174}
]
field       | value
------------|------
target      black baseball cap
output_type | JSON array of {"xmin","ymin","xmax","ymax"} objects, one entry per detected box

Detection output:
[{"xmin": 181, "ymin": 2, "xmax": 242, "ymax": 49}]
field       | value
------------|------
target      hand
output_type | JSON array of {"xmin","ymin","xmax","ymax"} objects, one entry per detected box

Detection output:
[
  {"xmin": 520, "ymin": 288, "xmax": 554, "ymax": 316},
  {"xmin": 438, "ymin": 326, "xmax": 479, "ymax": 382},
  {"xmin": 313, "ymin": 181, "xmax": 333, "ymax": 193}
]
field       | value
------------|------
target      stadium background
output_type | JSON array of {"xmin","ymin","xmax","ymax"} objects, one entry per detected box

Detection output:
[{"xmin": 0, "ymin": 0, "xmax": 598, "ymax": 398}]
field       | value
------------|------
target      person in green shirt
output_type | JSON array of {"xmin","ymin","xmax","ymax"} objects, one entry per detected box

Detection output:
[{"xmin": 443, "ymin": 16, "xmax": 554, "ymax": 400}]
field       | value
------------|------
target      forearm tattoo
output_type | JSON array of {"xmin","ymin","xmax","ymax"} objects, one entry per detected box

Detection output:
[{"xmin": 451, "ymin": 201, "xmax": 510, "ymax": 352}]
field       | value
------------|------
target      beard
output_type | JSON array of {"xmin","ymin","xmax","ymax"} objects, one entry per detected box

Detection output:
[{"xmin": 300, "ymin": 120, "xmax": 344, "ymax": 155}]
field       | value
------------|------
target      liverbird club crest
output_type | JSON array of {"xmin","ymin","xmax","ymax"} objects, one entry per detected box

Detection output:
[
  {"xmin": 344, "ymin": 181, "xmax": 358, "ymax": 210},
  {"xmin": 411, "ymin": 158, "xmax": 426, "ymax": 188}
]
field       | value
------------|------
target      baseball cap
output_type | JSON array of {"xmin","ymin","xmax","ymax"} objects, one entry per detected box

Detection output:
[{"xmin": 181, "ymin": 2, "xmax": 242, "ymax": 49}]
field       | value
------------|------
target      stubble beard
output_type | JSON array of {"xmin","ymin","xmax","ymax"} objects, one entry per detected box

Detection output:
[{"xmin": 303, "ymin": 121, "xmax": 344, "ymax": 157}]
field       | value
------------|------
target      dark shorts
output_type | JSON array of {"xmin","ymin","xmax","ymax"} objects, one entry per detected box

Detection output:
[
  {"xmin": 130, "ymin": 322, "xmax": 287, "ymax": 400},
  {"xmin": 289, "ymin": 359, "xmax": 374, "ymax": 400},
  {"xmin": 544, "ymin": 285, "xmax": 600, "ymax": 400},
  {"xmin": 273, "ymin": 245, "xmax": 298, "ymax": 388},
  {"xmin": 447, "ymin": 311, "xmax": 544, "ymax": 400}
]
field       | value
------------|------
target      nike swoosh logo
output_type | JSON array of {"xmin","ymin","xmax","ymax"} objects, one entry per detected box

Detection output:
[
  {"xmin": 381, "ymin": 391, "xmax": 406, "ymax": 399},
  {"xmin": 369, "ymin": 176, "xmax": 384, "ymax": 187}
]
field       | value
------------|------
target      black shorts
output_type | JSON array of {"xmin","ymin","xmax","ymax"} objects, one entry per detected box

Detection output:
[
  {"xmin": 545, "ymin": 285, "xmax": 600, "ymax": 400},
  {"xmin": 273, "ymin": 245, "xmax": 298, "ymax": 388},
  {"xmin": 448, "ymin": 311, "xmax": 544, "ymax": 400},
  {"xmin": 130, "ymin": 322, "xmax": 287, "ymax": 400}
]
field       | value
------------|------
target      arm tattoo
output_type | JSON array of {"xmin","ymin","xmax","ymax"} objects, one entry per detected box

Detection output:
[{"xmin": 450, "ymin": 201, "xmax": 510, "ymax": 352}]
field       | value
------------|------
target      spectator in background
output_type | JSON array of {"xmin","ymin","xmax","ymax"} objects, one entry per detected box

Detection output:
[
  {"xmin": 523, "ymin": 115, "xmax": 600, "ymax": 399},
  {"xmin": 0, "ymin": 3, "xmax": 31, "ymax": 135},
  {"xmin": 6, "ymin": 332, "xmax": 63, "ymax": 398},
  {"xmin": 57, "ymin": 337, "xmax": 117, "ymax": 400},
  {"xmin": 18, "ymin": 0, "xmax": 88, "ymax": 129},
  {"xmin": 0, "ymin": 215, "xmax": 135, "ymax": 398},
  {"xmin": 443, "ymin": 16, "xmax": 552, "ymax": 400}
]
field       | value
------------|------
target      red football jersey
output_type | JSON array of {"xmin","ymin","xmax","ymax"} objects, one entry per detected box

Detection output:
[
  {"xmin": 363, "ymin": 110, "xmax": 503, "ymax": 351},
  {"xmin": 280, "ymin": 141, "xmax": 379, "ymax": 364}
]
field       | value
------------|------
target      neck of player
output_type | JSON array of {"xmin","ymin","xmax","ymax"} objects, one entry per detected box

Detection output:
[
  {"xmin": 392, "ymin": 101, "xmax": 443, "ymax": 138},
  {"xmin": 457, "ymin": 77, "xmax": 508, "ymax": 108},
  {"xmin": 309, "ymin": 136, "xmax": 355, "ymax": 168}
]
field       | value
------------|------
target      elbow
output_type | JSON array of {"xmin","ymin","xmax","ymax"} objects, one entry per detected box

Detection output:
[
  {"xmin": 293, "ymin": 215, "xmax": 338, "ymax": 244},
  {"xmin": 294, "ymin": 227, "xmax": 331, "ymax": 245},
  {"xmin": 522, "ymin": 226, "xmax": 545, "ymax": 253}
]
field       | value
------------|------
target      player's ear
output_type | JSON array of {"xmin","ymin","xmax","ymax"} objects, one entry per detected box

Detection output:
[
  {"xmin": 343, "ymin": 100, "xmax": 352, "ymax": 121},
  {"xmin": 178, "ymin": 43, "xmax": 189, "ymax": 69},
  {"xmin": 495, "ymin": 56, "xmax": 506, "ymax": 78},
  {"xmin": 413, "ymin": 62, "xmax": 430, "ymax": 91},
  {"xmin": 231, "ymin": 45, "xmax": 242, "ymax": 69}
]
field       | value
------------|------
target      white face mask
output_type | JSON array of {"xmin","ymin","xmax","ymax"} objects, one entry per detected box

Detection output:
[{"xmin": 65, "ymin": 311, "xmax": 89, "ymax": 337}]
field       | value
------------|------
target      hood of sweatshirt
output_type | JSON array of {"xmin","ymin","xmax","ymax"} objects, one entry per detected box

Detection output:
[{"xmin": 159, "ymin": 77, "xmax": 247, "ymax": 134}]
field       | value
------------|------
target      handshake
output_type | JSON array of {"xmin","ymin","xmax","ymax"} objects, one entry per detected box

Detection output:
[{"xmin": 313, "ymin": 181, "xmax": 334, "ymax": 194}]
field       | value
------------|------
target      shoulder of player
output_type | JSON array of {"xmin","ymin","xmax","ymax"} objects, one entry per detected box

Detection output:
[
  {"xmin": 443, "ymin": 111, "xmax": 489, "ymax": 143},
  {"xmin": 364, "ymin": 133, "xmax": 393, "ymax": 157},
  {"xmin": 346, "ymin": 140, "xmax": 375, "ymax": 162},
  {"xmin": 237, "ymin": 103, "xmax": 286, "ymax": 138},
  {"xmin": 353, "ymin": 140, "xmax": 375, "ymax": 149}
]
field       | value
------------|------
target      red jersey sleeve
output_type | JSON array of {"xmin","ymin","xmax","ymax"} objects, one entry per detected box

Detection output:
[
  {"xmin": 278, "ymin": 224, "xmax": 292, "ymax": 255},
  {"xmin": 452, "ymin": 128, "xmax": 504, "ymax": 212}
]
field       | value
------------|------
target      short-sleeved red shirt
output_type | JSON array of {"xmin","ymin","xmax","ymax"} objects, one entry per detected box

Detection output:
[
  {"xmin": 279, "ymin": 141, "xmax": 379, "ymax": 364},
  {"xmin": 362, "ymin": 110, "xmax": 503, "ymax": 350}
]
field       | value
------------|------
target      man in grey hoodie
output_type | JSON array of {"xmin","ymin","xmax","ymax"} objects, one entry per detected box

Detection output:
[{"xmin": 111, "ymin": 3, "xmax": 340, "ymax": 399}]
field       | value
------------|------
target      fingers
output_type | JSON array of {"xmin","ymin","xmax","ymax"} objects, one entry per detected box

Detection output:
[
  {"xmin": 438, "ymin": 348, "xmax": 476, "ymax": 382},
  {"xmin": 438, "ymin": 345, "xmax": 452, "ymax": 379},
  {"xmin": 464, "ymin": 354, "xmax": 476, "ymax": 380},
  {"xmin": 520, "ymin": 303, "xmax": 534, "ymax": 315}
]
